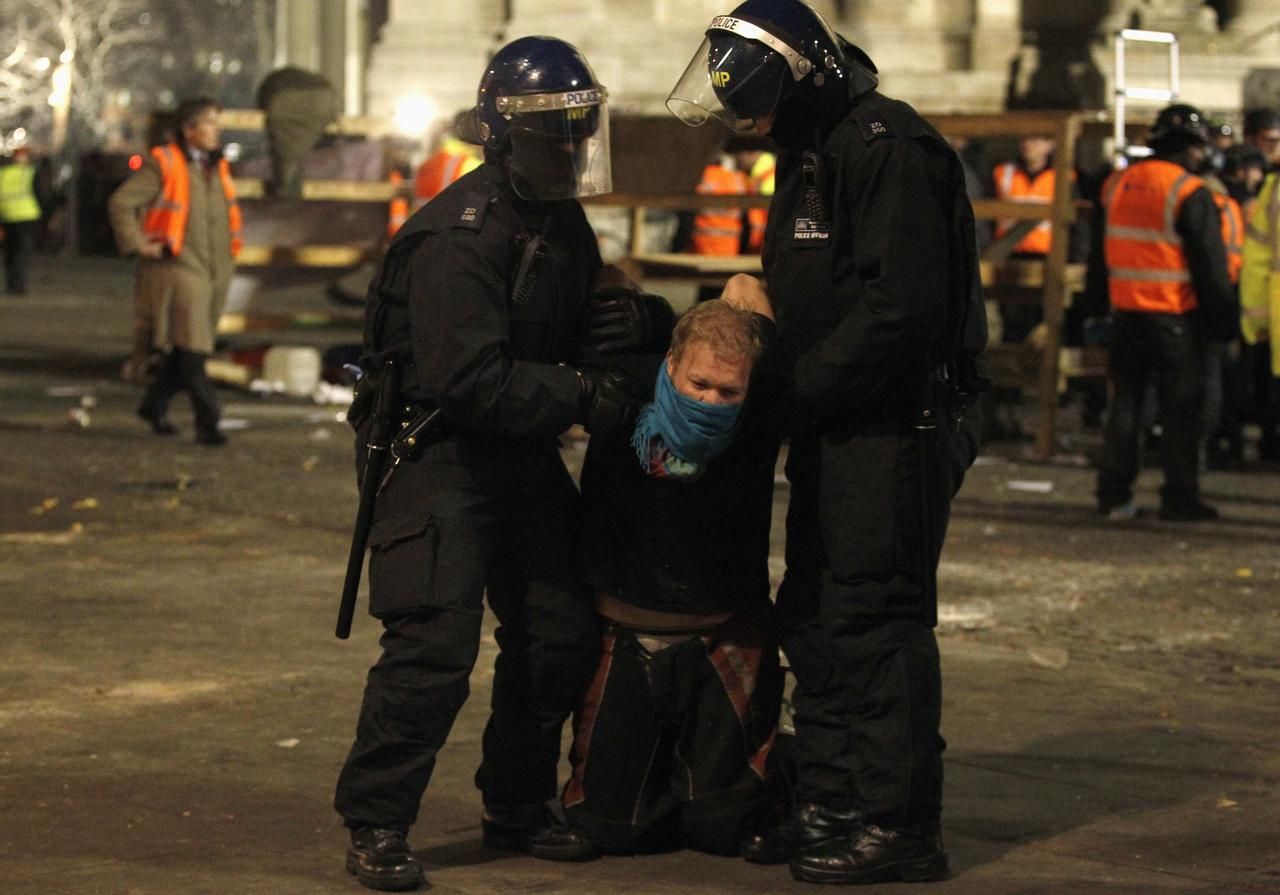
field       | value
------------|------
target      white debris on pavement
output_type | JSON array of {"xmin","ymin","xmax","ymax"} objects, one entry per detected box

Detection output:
[
  {"xmin": 937, "ymin": 600, "xmax": 996, "ymax": 631},
  {"xmin": 1006, "ymin": 480, "xmax": 1054, "ymax": 493}
]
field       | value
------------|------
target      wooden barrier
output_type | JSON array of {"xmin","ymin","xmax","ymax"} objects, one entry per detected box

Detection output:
[
  {"xmin": 587, "ymin": 110, "xmax": 1141, "ymax": 458},
  {"xmin": 218, "ymin": 107, "xmax": 1129, "ymax": 454}
]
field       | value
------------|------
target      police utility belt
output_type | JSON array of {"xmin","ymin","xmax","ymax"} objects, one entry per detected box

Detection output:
[{"xmin": 376, "ymin": 404, "xmax": 442, "ymax": 495}]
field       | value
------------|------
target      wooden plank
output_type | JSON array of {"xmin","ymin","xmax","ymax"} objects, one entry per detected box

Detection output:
[
  {"xmin": 1059, "ymin": 346, "xmax": 1109, "ymax": 378},
  {"xmin": 980, "ymin": 259, "xmax": 1085, "ymax": 291},
  {"xmin": 206, "ymin": 356, "xmax": 257, "ymax": 385},
  {"xmin": 236, "ymin": 245, "xmax": 372, "ymax": 268},
  {"xmin": 234, "ymin": 178, "xmax": 403, "ymax": 202},
  {"xmin": 926, "ymin": 110, "xmax": 1093, "ymax": 138},
  {"xmin": 216, "ymin": 311, "xmax": 361, "ymax": 335},
  {"xmin": 630, "ymin": 252, "xmax": 763, "ymax": 275},
  {"xmin": 220, "ymin": 108, "xmax": 399, "ymax": 137},
  {"xmin": 1031, "ymin": 112, "xmax": 1085, "ymax": 458},
  {"xmin": 584, "ymin": 192, "xmax": 772, "ymax": 210},
  {"xmin": 971, "ymin": 198, "xmax": 1082, "ymax": 224},
  {"xmin": 986, "ymin": 344, "xmax": 1108, "ymax": 387}
]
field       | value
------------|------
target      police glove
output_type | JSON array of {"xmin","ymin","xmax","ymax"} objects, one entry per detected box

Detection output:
[
  {"xmin": 584, "ymin": 288, "xmax": 675, "ymax": 354},
  {"xmin": 576, "ymin": 367, "xmax": 638, "ymax": 440}
]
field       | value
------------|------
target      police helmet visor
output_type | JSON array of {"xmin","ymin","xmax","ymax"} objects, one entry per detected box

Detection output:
[
  {"xmin": 501, "ymin": 90, "xmax": 611, "ymax": 200},
  {"xmin": 668, "ymin": 16, "xmax": 809, "ymax": 132}
]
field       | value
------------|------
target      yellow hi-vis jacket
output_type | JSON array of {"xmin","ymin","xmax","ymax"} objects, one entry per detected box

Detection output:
[
  {"xmin": 0, "ymin": 162, "xmax": 41, "ymax": 223},
  {"xmin": 1241, "ymin": 172, "xmax": 1280, "ymax": 375}
]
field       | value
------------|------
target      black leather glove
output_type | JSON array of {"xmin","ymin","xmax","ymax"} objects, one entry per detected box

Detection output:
[
  {"xmin": 576, "ymin": 367, "xmax": 639, "ymax": 440},
  {"xmin": 584, "ymin": 288, "xmax": 675, "ymax": 354}
]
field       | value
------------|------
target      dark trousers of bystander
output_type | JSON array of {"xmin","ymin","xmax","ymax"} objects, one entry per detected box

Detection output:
[
  {"xmin": 138, "ymin": 348, "xmax": 222, "ymax": 438},
  {"xmin": 2, "ymin": 219, "xmax": 36, "ymax": 294},
  {"xmin": 1097, "ymin": 311, "xmax": 1206, "ymax": 512}
]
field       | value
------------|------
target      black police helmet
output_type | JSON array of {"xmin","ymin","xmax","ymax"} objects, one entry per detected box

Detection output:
[
  {"xmin": 1221, "ymin": 143, "xmax": 1267, "ymax": 178},
  {"xmin": 476, "ymin": 36, "xmax": 603, "ymax": 153},
  {"xmin": 1147, "ymin": 103, "xmax": 1212, "ymax": 154},
  {"xmin": 710, "ymin": 0, "xmax": 875, "ymax": 121},
  {"xmin": 1243, "ymin": 107, "xmax": 1280, "ymax": 136}
]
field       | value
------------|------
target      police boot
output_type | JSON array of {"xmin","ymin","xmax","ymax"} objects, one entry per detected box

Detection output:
[
  {"xmin": 739, "ymin": 802, "xmax": 862, "ymax": 865},
  {"xmin": 790, "ymin": 823, "xmax": 949, "ymax": 885},
  {"xmin": 345, "ymin": 827, "xmax": 425, "ymax": 891},
  {"xmin": 481, "ymin": 801, "xmax": 597, "ymax": 861}
]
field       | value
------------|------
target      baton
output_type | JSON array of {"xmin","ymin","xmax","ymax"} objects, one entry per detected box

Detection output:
[{"xmin": 335, "ymin": 361, "xmax": 401, "ymax": 639}]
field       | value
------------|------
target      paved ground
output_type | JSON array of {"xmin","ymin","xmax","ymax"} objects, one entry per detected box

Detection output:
[{"xmin": 1, "ymin": 254, "xmax": 1278, "ymax": 894}]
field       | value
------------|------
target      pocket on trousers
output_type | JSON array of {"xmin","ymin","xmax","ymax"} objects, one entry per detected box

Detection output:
[
  {"xmin": 367, "ymin": 512, "xmax": 440, "ymax": 618},
  {"xmin": 818, "ymin": 434, "xmax": 901, "ymax": 585}
]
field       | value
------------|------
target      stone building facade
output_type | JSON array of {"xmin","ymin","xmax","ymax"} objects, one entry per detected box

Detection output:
[{"xmin": 362, "ymin": 0, "xmax": 1279, "ymax": 130}]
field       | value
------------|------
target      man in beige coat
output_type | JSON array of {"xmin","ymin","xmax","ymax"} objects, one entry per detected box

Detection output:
[{"xmin": 109, "ymin": 96, "xmax": 240, "ymax": 445}]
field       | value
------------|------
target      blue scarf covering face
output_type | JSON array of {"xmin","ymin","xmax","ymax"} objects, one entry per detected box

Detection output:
[{"xmin": 631, "ymin": 361, "xmax": 743, "ymax": 479}]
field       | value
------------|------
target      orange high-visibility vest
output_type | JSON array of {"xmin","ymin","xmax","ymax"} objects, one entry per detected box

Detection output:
[
  {"xmin": 691, "ymin": 163, "xmax": 748, "ymax": 256},
  {"xmin": 1101, "ymin": 159, "xmax": 1205, "ymax": 314},
  {"xmin": 745, "ymin": 152, "xmax": 775, "ymax": 254},
  {"xmin": 993, "ymin": 162, "xmax": 1055, "ymax": 255},
  {"xmin": 387, "ymin": 170, "xmax": 409, "ymax": 238},
  {"xmin": 142, "ymin": 143, "xmax": 242, "ymax": 258},
  {"xmin": 414, "ymin": 139, "xmax": 481, "ymax": 206},
  {"xmin": 1212, "ymin": 191, "xmax": 1244, "ymax": 285}
]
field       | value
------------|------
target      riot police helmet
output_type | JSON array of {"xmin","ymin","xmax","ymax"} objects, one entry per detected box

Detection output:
[
  {"xmin": 667, "ymin": 0, "xmax": 877, "ymax": 134},
  {"xmin": 475, "ymin": 36, "xmax": 612, "ymax": 201},
  {"xmin": 1147, "ymin": 103, "xmax": 1212, "ymax": 154}
]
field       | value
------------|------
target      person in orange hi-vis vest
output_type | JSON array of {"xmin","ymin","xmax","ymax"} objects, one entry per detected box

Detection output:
[
  {"xmin": 993, "ymin": 136, "xmax": 1056, "ymax": 257},
  {"xmin": 991, "ymin": 136, "xmax": 1078, "ymax": 345},
  {"xmin": 413, "ymin": 110, "xmax": 483, "ymax": 211},
  {"xmin": 386, "ymin": 167, "xmax": 410, "ymax": 238},
  {"xmin": 1199, "ymin": 180, "xmax": 1248, "ymax": 469},
  {"xmin": 1086, "ymin": 103, "xmax": 1238, "ymax": 521},
  {"xmin": 108, "ymin": 96, "xmax": 241, "ymax": 447},
  {"xmin": 725, "ymin": 134, "xmax": 775, "ymax": 254},
  {"xmin": 689, "ymin": 152, "xmax": 749, "ymax": 257}
]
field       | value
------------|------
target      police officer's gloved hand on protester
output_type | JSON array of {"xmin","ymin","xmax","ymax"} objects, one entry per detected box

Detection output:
[
  {"xmin": 584, "ymin": 288, "xmax": 675, "ymax": 354},
  {"xmin": 576, "ymin": 367, "xmax": 639, "ymax": 438}
]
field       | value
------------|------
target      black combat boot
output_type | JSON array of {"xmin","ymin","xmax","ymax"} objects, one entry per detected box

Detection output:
[
  {"xmin": 790, "ymin": 822, "xmax": 949, "ymax": 885},
  {"xmin": 345, "ymin": 827, "xmax": 425, "ymax": 891},
  {"xmin": 739, "ymin": 802, "xmax": 862, "ymax": 865},
  {"xmin": 481, "ymin": 801, "xmax": 597, "ymax": 861}
]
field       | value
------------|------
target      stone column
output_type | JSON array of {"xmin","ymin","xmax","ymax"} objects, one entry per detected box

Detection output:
[
  {"xmin": 364, "ymin": 0, "xmax": 504, "ymax": 128},
  {"xmin": 1229, "ymin": 0, "xmax": 1280, "ymax": 55},
  {"xmin": 973, "ymin": 0, "xmax": 1020, "ymax": 76},
  {"xmin": 835, "ymin": 0, "xmax": 950, "ymax": 71},
  {"xmin": 502, "ymin": 0, "xmax": 732, "ymax": 114}
]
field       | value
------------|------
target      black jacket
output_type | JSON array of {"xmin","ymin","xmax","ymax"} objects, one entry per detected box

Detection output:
[
  {"xmin": 363, "ymin": 163, "xmax": 602, "ymax": 437},
  {"xmin": 762, "ymin": 90, "xmax": 985, "ymax": 432}
]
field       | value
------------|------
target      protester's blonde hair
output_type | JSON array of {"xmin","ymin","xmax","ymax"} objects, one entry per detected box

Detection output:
[{"xmin": 670, "ymin": 300, "xmax": 764, "ymax": 367}]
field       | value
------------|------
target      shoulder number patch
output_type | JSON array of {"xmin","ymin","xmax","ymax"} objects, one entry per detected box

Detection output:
[
  {"xmin": 450, "ymin": 191, "xmax": 490, "ymax": 231},
  {"xmin": 856, "ymin": 115, "xmax": 891, "ymax": 143}
]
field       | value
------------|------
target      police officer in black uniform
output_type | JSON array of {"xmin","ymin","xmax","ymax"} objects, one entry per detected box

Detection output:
[
  {"xmin": 668, "ymin": 0, "xmax": 986, "ymax": 884},
  {"xmin": 334, "ymin": 37, "xmax": 643, "ymax": 891}
]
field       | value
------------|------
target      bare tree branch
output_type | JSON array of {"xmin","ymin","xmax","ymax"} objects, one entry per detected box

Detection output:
[{"xmin": 0, "ymin": 0, "xmax": 159, "ymax": 148}]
